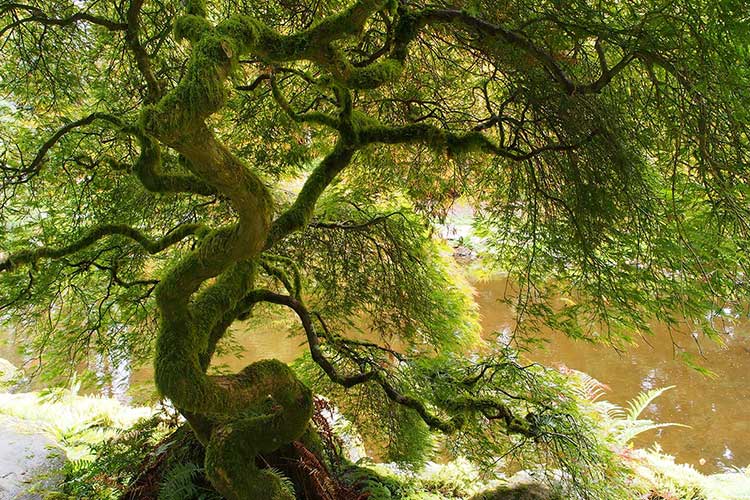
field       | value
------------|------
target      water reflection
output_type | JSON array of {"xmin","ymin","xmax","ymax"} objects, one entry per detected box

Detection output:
[{"xmin": 94, "ymin": 352, "xmax": 132, "ymax": 404}]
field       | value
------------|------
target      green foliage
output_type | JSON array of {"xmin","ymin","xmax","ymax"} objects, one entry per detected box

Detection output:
[
  {"xmin": 469, "ymin": 484, "xmax": 559, "ymax": 500},
  {"xmin": 341, "ymin": 464, "xmax": 421, "ymax": 499},
  {"xmin": 280, "ymin": 197, "xmax": 481, "ymax": 353},
  {"xmin": 57, "ymin": 415, "xmax": 168, "ymax": 499},
  {"xmin": 158, "ymin": 462, "xmax": 223, "ymax": 500},
  {"xmin": 295, "ymin": 347, "xmax": 628, "ymax": 497},
  {"xmin": 2, "ymin": 0, "xmax": 750, "ymax": 498},
  {"xmin": 382, "ymin": 407, "xmax": 434, "ymax": 468}
]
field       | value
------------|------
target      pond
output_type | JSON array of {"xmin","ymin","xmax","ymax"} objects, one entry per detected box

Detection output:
[
  {"xmin": 2, "ymin": 277, "xmax": 748, "ymax": 473},
  {"xmin": 474, "ymin": 278, "xmax": 750, "ymax": 474}
]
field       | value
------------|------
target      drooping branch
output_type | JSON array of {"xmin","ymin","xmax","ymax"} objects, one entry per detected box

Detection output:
[
  {"xmin": 309, "ymin": 211, "xmax": 406, "ymax": 231},
  {"xmin": 247, "ymin": 289, "xmax": 537, "ymax": 438},
  {"xmin": 323, "ymin": 6, "xmax": 641, "ymax": 94},
  {"xmin": 242, "ymin": 289, "xmax": 376, "ymax": 388},
  {"xmin": 0, "ymin": 223, "xmax": 204, "ymax": 273},
  {"xmin": 88, "ymin": 261, "xmax": 159, "ymax": 289},
  {"xmin": 20, "ymin": 113, "xmax": 122, "ymax": 183},
  {"xmin": 412, "ymin": 9, "xmax": 640, "ymax": 96},
  {"xmin": 10, "ymin": 112, "xmax": 216, "ymax": 195},
  {"xmin": 0, "ymin": 2, "xmax": 127, "ymax": 37},
  {"xmin": 125, "ymin": 0, "xmax": 162, "ymax": 102}
]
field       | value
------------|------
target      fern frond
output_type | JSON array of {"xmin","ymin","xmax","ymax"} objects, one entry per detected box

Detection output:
[
  {"xmin": 571, "ymin": 370, "xmax": 609, "ymax": 402},
  {"xmin": 595, "ymin": 401, "xmax": 627, "ymax": 421},
  {"xmin": 615, "ymin": 421, "xmax": 690, "ymax": 444},
  {"xmin": 267, "ymin": 467, "xmax": 296, "ymax": 497},
  {"xmin": 626, "ymin": 386, "xmax": 675, "ymax": 421},
  {"xmin": 158, "ymin": 462, "xmax": 203, "ymax": 500}
]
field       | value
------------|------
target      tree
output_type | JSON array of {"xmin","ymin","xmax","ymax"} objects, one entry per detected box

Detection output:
[{"xmin": 0, "ymin": 0, "xmax": 748, "ymax": 498}]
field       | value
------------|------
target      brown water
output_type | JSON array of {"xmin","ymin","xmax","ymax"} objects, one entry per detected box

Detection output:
[
  {"xmin": 474, "ymin": 279, "xmax": 750, "ymax": 473},
  {"xmin": 2, "ymin": 277, "xmax": 749, "ymax": 473}
]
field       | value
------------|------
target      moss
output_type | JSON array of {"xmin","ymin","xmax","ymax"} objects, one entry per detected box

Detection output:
[
  {"xmin": 216, "ymin": 15, "xmax": 261, "ymax": 52},
  {"xmin": 469, "ymin": 483, "xmax": 557, "ymax": 500},
  {"xmin": 184, "ymin": 0, "xmax": 206, "ymax": 17},
  {"xmin": 307, "ymin": 0, "xmax": 386, "ymax": 43},
  {"xmin": 340, "ymin": 464, "xmax": 413, "ymax": 499},
  {"xmin": 446, "ymin": 132, "xmax": 489, "ymax": 156},
  {"xmin": 174, "ymin": 15, "xmax": 211, "ymax": 43},
  {"xmin": 340, "ymin": 59, "xmax": 404, "ymax": 90},
  {"xmin": 392, "ymin": 11, "xmax": 422, "ymax": 61},
  {"xmin": 202, "ymin": 360, "xmax": 313, "ymax": 500}
]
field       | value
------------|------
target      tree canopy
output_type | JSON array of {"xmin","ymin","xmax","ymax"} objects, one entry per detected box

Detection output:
[{"xmin": 1, "ymin": 0, "xmax": 749, "ymax": 498}]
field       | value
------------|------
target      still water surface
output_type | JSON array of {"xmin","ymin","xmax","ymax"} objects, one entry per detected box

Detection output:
[
  {"xmin": 474, "ymin": 279, "xmax": 750, "ymax": 474},
  {"xmin": 3, "ymin": 277, "xmax": 749, "ymax": 472}
]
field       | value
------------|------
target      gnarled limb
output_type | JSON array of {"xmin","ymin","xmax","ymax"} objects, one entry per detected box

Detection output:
[
  {"xmin": 11, "ymin": 112, "xmax": 217, "ymax": 195},
  {"xmin": 0, "ymin": 223, "xmax": 203, "ymax": 273},
  {"xmin": 247, "ymin": 289, "xmax": 538, "ymax": 438}
]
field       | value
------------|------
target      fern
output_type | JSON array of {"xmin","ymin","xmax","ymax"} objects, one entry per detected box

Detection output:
[
  {"xmin": 158, "ymin": 462, "xmax": 202, "ymax": 500},
  {"xmin": 575, "ymin": 371, "xmax": 609, "ymax": 403},
  {"xmin": 267, "ymin": 467, "xmax": 296, "ymax": 497},
  {"xmin": 625, "ymin": 386, "xmax": 674, "ymax": 421},
  {"xmin": 573, "ymin": 372, "xmax": 689, "ymax": 446}
]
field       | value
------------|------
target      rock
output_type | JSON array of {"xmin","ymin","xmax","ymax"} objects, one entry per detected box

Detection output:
[
  {"xmin": 470, "ymin": 483, "xmax": 555, "ymax": 500},
  {"xmin": 0, "ymin": 416, "xmax": 67, "ymax": 500},
  {"xmin": 0, "ymin": 358, "xmax": 27, "ymax": 393},
  {"xmin": 0, "ymin": 358, "xmax": 19, "ymax": 385}
]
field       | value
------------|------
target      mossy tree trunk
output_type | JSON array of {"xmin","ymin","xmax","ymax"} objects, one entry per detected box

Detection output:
[
  {"xmin": 122, "ymin": 422, "xmax": 352, "ymax": 500},
  {"xmin": 139, "ymin": 8, "xmax": 312, "ymax": 500}
]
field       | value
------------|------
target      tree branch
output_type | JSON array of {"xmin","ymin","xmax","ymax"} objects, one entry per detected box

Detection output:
[
  {"xmin": 247, "ymin": 289, "xmax": 537, "ymax": 437},
  {"xmin": 244, "ymin": 289, "xmax": 376, "ymax": 388},
  {"xmin": 359, "ymin": 121, "xmax": 598, "ymax": 161},
  {"xmin": 269, "ymin": 73, "xmax": 340, "ymax": 129},
  {"xmin": 20, "ymin": 113, "xmax": 122, "ymax": 183},
  {"xmin": 266, "ymin": 140, "xmax": 356, "ymax": 247},
  {"xmin": 0, "ymin": 223, "xmax": 203, "ymax": 273},
  {"xmin": 0, "ymin": 3, "xmax": 127, "ymax": 33},
  {"xmin": 309, "ymin": 211, "xmax": 406, "ymax": 231},
  {"xmin": 124, "ymin": 0, "xmax": 162, "ymax": 102},
  {"xmin": 12, "ymin": 112, "xmax": 216, "ymax": 195}
]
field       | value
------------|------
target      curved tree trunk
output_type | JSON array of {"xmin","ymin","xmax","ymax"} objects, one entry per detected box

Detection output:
[{"xmin": 136, "ymin": 14, "xmax": 317, "ymax": 500}]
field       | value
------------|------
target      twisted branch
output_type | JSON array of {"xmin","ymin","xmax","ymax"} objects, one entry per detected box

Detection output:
[
  {"xmin": 0, "ymin": 223, "xmax": 203, "ymax": 273},
  {"xmin": 247, "ymin": 289, "xmax": 537, "ymax": 438}
]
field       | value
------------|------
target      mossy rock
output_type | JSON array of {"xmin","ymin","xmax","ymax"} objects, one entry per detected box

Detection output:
[{"xmin": 470, "ymin": 483, "xmax": 556, "ymax": 500}]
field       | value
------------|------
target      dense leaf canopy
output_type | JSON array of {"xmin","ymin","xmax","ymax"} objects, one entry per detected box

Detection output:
[{"xmin": 1, "ymin": 0, "xmax": 749, "ymax": 497}]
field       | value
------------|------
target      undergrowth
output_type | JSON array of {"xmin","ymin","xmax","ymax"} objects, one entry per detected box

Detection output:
[{"xmin": 3, "ymin": 368, "xmax": 749, "ymax": 499}]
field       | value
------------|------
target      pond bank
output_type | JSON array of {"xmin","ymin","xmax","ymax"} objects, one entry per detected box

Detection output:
[{"xmin": 0, "ymin": 415, "xmax": 65, "ymax": 500}]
